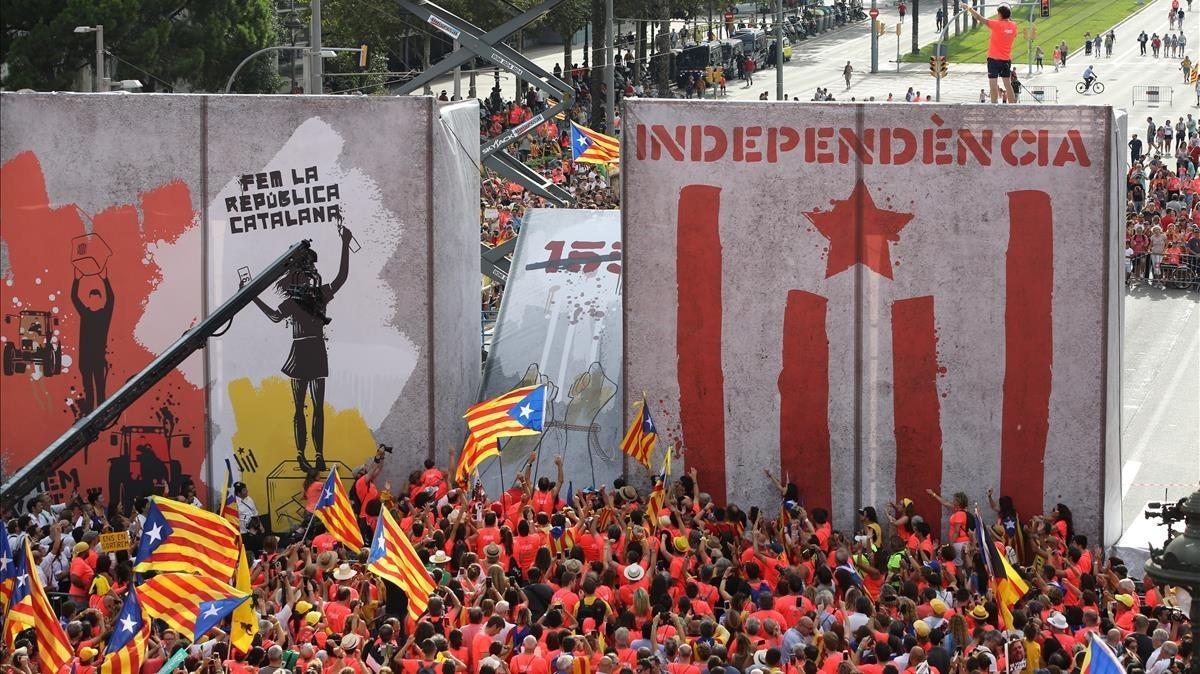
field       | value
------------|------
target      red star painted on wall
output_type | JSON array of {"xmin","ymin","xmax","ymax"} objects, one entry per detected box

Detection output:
[{"xmin": 803, "ymin": 180, "xmax": 912, "ymax": 279}]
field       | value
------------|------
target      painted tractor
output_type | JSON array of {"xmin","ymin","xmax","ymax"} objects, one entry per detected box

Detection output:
[
  {"xmin": 107, "ymin": 425, "xmax": 192, "ymax": 514},
  {"xmin": 3, "ymin": 310, "xmax": 63, "ymax": 376}
]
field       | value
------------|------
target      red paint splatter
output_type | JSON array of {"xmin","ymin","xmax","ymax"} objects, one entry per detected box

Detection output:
[
  {"xmin": 891, "ymin": 295, "xmax": 943, "ymax": 523},
  {"xmin": 0, "ymin": 151, "xmax": 206, "ymax": 504},
  {"xmin": 676, "ymin": 185, "xmax": 727, "ymax": 504},
  {"xmin": 778, "ymin": 290, "xmax": 832, "ymax": 513},
  {"xmin": 1000, "ymin": 191, "xmax": 1053, "ymax": 519}
]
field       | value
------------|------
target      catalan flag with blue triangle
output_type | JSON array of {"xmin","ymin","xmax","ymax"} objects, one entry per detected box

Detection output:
[
  {"xmin": 0, "ymin": 520, "xmax": 17, "ymax": 610},
  {"xmin": 3, "ymin": 538, "xmax": 72, "ymax": 673},
  {"xmin": 314, "ymin": 467, "xmax": 365, "ymax": 550},
  {"xmin": 620, "ymin": 397, "xmax": 657, "ymax": 469},
  {"xmin": 138, "ymin": 572, "xmax": 250, "ymax": 640},
  {"xmin": 571, "ymin": 122, "xmax": 620, "ymax": 165},
  {"xmin": 456, "ymin": 384, "xmax": 546, "ymax": 485},
  {"xmin": 100, "ymin": 586, "xmax": 150, "ymax": 674},
  {"xmin": 134, "ymin": 496, "xmax": 240, "ymax": 581},
  {"xmin": 367, "ymin": 507, "xmax": 435, "ymax": 622}
]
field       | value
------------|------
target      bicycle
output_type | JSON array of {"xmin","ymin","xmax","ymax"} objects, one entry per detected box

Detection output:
[{"xmin": 1076, "ymin": 77, "xmax": 1105, "ymax": 94}]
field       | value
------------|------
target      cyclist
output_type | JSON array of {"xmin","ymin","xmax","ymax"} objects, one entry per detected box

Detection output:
[{"xmin": 1082, "ymin": 65, "xmax": 1097, "ymax": 91}]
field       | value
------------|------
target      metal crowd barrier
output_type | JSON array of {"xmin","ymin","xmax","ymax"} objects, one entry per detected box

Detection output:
[
  {"xmin": 1126, "ymin": 251, "xmax": 1200, "ymax": 290},
  {"xmin": 1131, "ymin": 85, "xmax": 1173, "ymax": 106},
  {"xmin": 1020, "ymin": 85, "xmax": 1058, "ymax": 104}
]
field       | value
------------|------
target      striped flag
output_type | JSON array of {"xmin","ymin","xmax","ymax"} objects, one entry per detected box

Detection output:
[
  {"xmin": 3, "ymin": 538, "xmax": 72, "ymax": 673},
  {"xmin": 138, "ymin": 573, "xmax": 250, "ymax": 639},
  {"xmin": 314, "ymin": 468, "xmax": 364, "ymax": 549},
  {"xmin": 456, "ymin": 385, "xmax": 546, "ymax": 484},
  {"xmin": 0, "ymin": 520, "xmax": 16, "ymax": 609},
  {"xmin": 619, "ymin": 397, "xmax": 658, "ymax": 469},
  {"xmin": 975, "ymin": 508, "xmax": 1029, "ymax": 629},
  {"xmin": 134, "ymin": 497, "xmax": 240, "ymax": 581},
  {"xmin": 645, "ymin": 446, "xmax": 672, "ymax": 528},
  {"xmin": 571, "ymin": 122, "xmax": 620, "ymax": 165},
  {"xmin": 218, "ymin": 460, "xmax": 238, "ymax": 526},
  {"xmin": 366, "ymin": 507, "xmax": 435, "ymax": 621},
  {"xmin": 99, "ymin": 587, "xmax": 150, "ymax": 674}
]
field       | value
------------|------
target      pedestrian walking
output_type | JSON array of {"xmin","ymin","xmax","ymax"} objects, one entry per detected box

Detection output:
[
  {"xmin": 1138, "ymin": 31, "xmax": 1149, "ymax": 55},
  {"xmin": 1036, "ymin": 45, "xmax": 1044, "ymax": 70},
  {"xmin": 936, "ymin": 7, "xmax": 945, "ymax": 30},
  {"xmin": 899, "ymin": 1, "xmax": 908, "ymax": 21},
  {"xmin": 1151, "ymin": 33, "xmax": 1161, "ymax": 57},
  {"xmin": 1093, "ymin": 34, "xmax": 1102, "ymax": 56},
  {"xmin": 1105, "ymin": 31, "xmax": 1115, "ymax": 57},
  {"xmin": 843, "ymin": 61, "xmax": 854, "ymax": 89},
  {"xmin": 1060, "ymin": 40, "xmax": 1069, "ymax": 66},
  {"xmin": 1052, "ymin": 46, "xmax": 1061, "ymax": 71}
]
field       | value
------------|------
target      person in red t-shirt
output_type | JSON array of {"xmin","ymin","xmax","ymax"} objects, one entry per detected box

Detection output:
[{"xmin": 960, "ymin": 1, "xmax": 1019, "ymax": 103}]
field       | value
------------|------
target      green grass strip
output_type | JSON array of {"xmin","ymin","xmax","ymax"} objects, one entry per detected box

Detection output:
[{"xmin": 902, "ymin": 0, "xmax": 1144, "ymax": 62}]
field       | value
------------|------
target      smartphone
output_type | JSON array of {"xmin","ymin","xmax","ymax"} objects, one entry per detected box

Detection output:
[{"xmin": 237, "ymin": 266, "xmax": 252, "ymax": 285}]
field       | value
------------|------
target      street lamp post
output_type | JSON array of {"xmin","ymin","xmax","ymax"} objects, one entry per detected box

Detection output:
[
  {"xmin": 309, "ymin": 0, "xmax": 323, "ymax": 94},
  {"xmin": 74, "ymin": 25, "xmax": 105, "ymax": 92}
]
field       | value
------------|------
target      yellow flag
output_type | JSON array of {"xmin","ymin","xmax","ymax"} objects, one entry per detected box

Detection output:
[{"xmin": 231, "ymin": 541, "xmax": 258, "ymax": 653}]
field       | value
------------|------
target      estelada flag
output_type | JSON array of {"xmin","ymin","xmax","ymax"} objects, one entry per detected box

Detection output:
[
  {"xmin": 366, "ymin": 507, "xmax": 436, "ymax": 622},
  {"xmin": 619, "ymin": 397, "xmax": 658, "ymax": 469},
  {"xmin": 314, "ymin": 467, "xmax": 365, "ymax": 550},
  {"xmin": 100, "ymin": 587, "xmax": 150, "ymax": 674},
  {"xmin": 976, "ymin": 509, "xmax": 1030, "ymax": 629},
  {"xmin": 456, "ymin": 384, "xmax": 545, "ymax": 484},
  {"xmin": 571, "ymin": 122, "xmax": 620, "ymax": 165},
  {"xmin": 4, "ymin": 538, "xmax": 72, "ymax": 672},
  {"xmin": 134, "ymin": 496, "xmax": 240, "ymax": 581},
  {"xmin": 138, "ymin": 573, "xmax": 250, "ymax": 640}
]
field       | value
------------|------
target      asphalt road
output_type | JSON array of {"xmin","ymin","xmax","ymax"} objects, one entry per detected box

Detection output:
[{"xmin": 1119, "ymin": 286, "xmax": 1200, "ymax": 529}]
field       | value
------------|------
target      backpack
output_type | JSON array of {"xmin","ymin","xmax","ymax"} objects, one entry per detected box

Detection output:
[{"xmin": 416, "ymin": 661, "xmax": 437, "ymax": 674}]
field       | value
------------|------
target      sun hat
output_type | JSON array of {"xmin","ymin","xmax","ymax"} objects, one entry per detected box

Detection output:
[
  {"xmin": 673, "ymin": 536, "xmax": 690, "ymax": 553},
  {"xmin": 74, "ymin": 542, "xmax": 90, "ymax": 555},
  {"xmin": 624, "ymin": 563, "xmax": 645, "ymax": 582},
  {"xmin": 305, "ymin": 611, "xmax": 321, "ymax": 625},
  {"xmin": 1047, "ymin": 613, "xmax": 1068, "ymax": 630},
  {"xmin": 430, "ymin": 551, "xmax": 452, "ymax": 565},
  {"xmin": 332, "ymin": 563, "xmax": 358, "ymax": 581},
  {"xmin": 317, "ymin": 551, "xmax": 337, "ymax": 571},
  {"xmin": 296, "ymin": 600, "xmax": 313, "ymax": 615},
  {"xmin": 618, "ymin": 486, "xmax": 638, "ymax": 501},
  {"xmin": 930, "ymin": 599, "xmax": 947, "ymax": 616},
  {"xmin": 484, "ymin": 543, "xmax": 501, "ymax": 560},
  {"xmin": 341, "ymin": 634, "xmax": 361, "ymax": 651},
  {"xmin": 563, "ymin": 558, "xmax": 583, "ymax": 575},
  {"xmin": 1114, "ymin": 594, "xmax": 1134, "ymax": 608},
  {"xmin": 970, "ymin": 606, "xmax": 989, "ymax": 620}
]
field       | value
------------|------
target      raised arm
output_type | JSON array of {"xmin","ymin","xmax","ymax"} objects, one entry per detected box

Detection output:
[
  {"xmin": 958, "ymin": 2, "xmax": 986, "ymax": 22},
  {"xmin": 329, "ymin": 223, "xmax": 354, "ymax": 294}
]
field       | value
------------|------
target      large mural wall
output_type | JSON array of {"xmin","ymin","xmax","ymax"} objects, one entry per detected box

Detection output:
[
  {"xmin": 622, "ymin": 101, "xmax": 1123, "ymax": 542},
  {"xmin": 0, "ymin": 94, "xmax": 480, "ymax": 528},
  {"xmin": 478, "ymin": 209, "xmax": 624, "ymax": 496}
]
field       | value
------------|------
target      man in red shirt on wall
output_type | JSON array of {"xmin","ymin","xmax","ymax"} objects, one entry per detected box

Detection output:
[{"xmin": 960, "ymin": 1, "xmax": 1019, "ymax": 103}]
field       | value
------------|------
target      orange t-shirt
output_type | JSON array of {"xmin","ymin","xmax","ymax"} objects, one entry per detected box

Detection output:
[{"xmin": 985, "ymin": 18, "xmax": 1018, "ymax": 60}]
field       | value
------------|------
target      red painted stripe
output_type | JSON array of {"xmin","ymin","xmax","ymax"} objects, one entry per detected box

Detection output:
[
  {"xmin": 891, "ymin": 295, "xmax": 944, "ymax": 522},
  {"xmin": 1001, "ymin": 191, "xmax": 1054, "ymax": 520},
  {"xmin": 676, "ymin": 185, "xmax": 727, "ymax": 503},
  {"xmin": 778, "ymin": 290, "xmax": 832, "ymax": 512}
]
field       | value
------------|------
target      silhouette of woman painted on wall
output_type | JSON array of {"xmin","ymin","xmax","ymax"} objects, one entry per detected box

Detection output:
[{"xmin": 243, "ymin": 224, "xmax": 354, "ymax": 472}]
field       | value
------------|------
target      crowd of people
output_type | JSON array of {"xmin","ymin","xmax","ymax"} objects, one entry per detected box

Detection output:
[
  {"xmin": 1124, "ymin": 116, "xmax": 1200, "ymax": 287},
  {"xmin": 475, "ymin": 70, "xmax": 622, "ymax": 312},
  {"xmin": 3, "ymin": 446, "xmax": 1196, "ymax": 674}
]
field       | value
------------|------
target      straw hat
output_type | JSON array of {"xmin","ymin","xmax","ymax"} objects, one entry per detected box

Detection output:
[
  {"xmin": 970, "ymin": 605, "xmax": 989, "ymax": 620},
  {"xmin": 562, "ymin": 558, "xmax": 583, "ymax": 575},
  {"xmin": 332, "ymin": 563, "xmax": 358, "ymax": 581},
  {"xmin": 484, "ymin": 543, "xmax": 501, "ymax": 561},
  {"xmin": 429, "ymin": 551, "xmax": 452, "ymax": 565},
  {"xmin": 317, "ymin": 551, "xmax": 337, "ymax": 571},
  {"xmin": 341, "ymin": 634, "xmax": 361, "ymax": 651},
  {"xmin": 623, "ymin": 563, "xmax": 645, "ymax": 582}
]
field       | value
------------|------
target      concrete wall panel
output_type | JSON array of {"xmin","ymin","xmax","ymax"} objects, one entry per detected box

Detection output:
[{"xmin": 622, "ymin": 100, "xmax": 1119, "ymax": 541}]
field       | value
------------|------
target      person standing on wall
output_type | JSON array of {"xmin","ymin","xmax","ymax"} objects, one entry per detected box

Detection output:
[{"xmin": 959, "ymin": 1, "xmax": 1019, "ymax": 103}]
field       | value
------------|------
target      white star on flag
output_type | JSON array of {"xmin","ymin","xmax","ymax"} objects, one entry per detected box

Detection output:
[
  {"xmin": 577, "ymin": 135, "xmax": 589, "ymax": 147},
  {"xmin": 145, "ymin": 523, "xmax": 164, "ymax": 544},
  {"xmin": 202, "ymin": 605, "xmax": 220, "ymax": 618},
  {"xmin": 119, "ymin": 615, "xmax": 138, "ymax": 633},
  {"xmin": 0, "ymin": 554, "xmax": 10, "ymax": 572},
  {"xmin": 16, "ymin": 573, "xmax": 28, "ymax": 587},
  {"xmin": 518, "ymin": 403, "xmax": 534, "ymax": 419},
  {"xmin": 376, "ymin": 535, "xmax": 386, "ymax": 553},
  {"xmin": 323, "ymin": 489, "xmax": 333, "ymax": 501}
]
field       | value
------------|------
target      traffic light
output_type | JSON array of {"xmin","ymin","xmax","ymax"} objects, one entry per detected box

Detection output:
[
  {"xmin": 359, "ymin": 44, "xmax": 369, "ymax": 68},
  {"xmin": 929, "ymin": 55, "xmax": 948, "ymax": 77},
  {"xmin": 877, "ymin": 21, "xmax": 886, "ymax": 36},
  {"xmin": 1040, "ymin": 0, "xmax": 1050, "ymax": 17}
]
